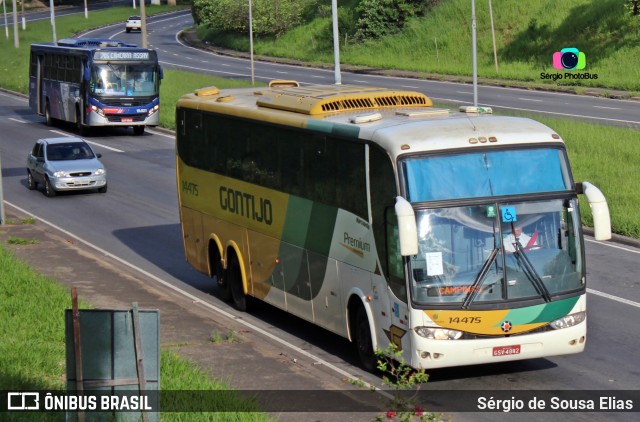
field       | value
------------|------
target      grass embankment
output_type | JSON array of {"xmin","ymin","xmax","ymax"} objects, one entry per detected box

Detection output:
[
  {"xmin": 201, "ymin": 0, "xmax": 640, "ymax": 94},
  {"xmin": 0, "ymin": 242, "xmax": 272, "ymax": 421}
]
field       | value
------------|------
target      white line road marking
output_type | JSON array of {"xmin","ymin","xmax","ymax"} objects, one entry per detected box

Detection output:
[
  {"xmin": 585, "ymin": 238, "xmax": 640, "ymax": 254},
  {"xmin": 8, "ymin": 117, "xmax": 27, "ymax": 123},
  {"xmin": 146, "ymin": 128, "xmax": 173, "ymax": 139},
  {"xmin": 587, "ymin": 289, "xmax": 640, "ymax": 309},
  {"xmin": 593, "ymin": 105, "xmax": 621, "ymax": 110},
  {"xmin": 429, "ymin": 98, "xmax": 640, "ymax": 126},
  {"xmin": 518, "ymin": 98, "xmax": 543, "ymax": 102},
  {"xmin": 4, "ymin": 201, "xmax": 389, "ymax": 399},
  {"xmin": 48, "ymin": 130, "xmax": 124, "ymax": 152}
]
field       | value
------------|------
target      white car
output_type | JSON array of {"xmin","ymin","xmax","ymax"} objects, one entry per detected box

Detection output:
[
  {"xmin": 26, "ymin": 137, "xmax": 107, "ymax": 197},
  {"xmin": 125, "ymin": 16, "xmax": 141, "ymax": 33}
]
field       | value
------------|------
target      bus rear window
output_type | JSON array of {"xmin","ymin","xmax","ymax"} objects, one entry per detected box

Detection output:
[{"xmin": 403, "ymin": 148, "xmax": 571, "ymax": 202}]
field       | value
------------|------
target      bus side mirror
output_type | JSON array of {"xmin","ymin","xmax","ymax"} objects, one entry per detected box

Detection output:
[
  {"xmin": 395, "ymin": 196, "xmax": 418, "ymax": 256},
  {"xmin": 159, "ymin": 66, "xmax": 163, "ymax": 80},
  {"xmin": 576, "ymin": 181, "xmax": 611, "ymax": 241}
]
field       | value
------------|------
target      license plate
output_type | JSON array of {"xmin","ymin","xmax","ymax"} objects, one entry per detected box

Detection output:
[
  {"xmin": 121, "ymin": 118, "xmax": 133, "ymax": 122},
  {"xmin": 493, "ymin": 345, "xmax": 521, "ymax": 356}
]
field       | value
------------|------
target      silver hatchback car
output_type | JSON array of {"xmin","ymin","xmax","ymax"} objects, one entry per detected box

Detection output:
[{"xmin": 26, "ymin": 137, "xmax": 107, "ymax": 197}]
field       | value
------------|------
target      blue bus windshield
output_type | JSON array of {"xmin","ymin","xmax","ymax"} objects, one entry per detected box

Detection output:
[{"xmin": 403, "ymin": 148, "xmax": 571, "ymax": 202}]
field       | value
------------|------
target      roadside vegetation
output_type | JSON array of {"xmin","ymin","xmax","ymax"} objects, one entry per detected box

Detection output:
[
  {"xmin": 0, "ymin": 245, "xmax": 273, "ymax": 420},
  {"xmin": 195, "ymin": 0, "xmax": 640, "ymax": 94}
]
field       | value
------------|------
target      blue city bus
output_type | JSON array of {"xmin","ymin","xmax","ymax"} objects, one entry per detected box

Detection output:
[{"xmin": 29, "ymin": 38, "xmax": 162, "ymax": 136}]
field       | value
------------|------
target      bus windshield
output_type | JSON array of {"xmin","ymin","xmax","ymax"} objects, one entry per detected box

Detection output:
[
  {"xmin": 90, "ymin": 63, "xmax": 158, "ymax": 97},
  {"xmin": 403, "ymin": 148, "xmax": 572, "ymax": 202},
  {"xmin": 409, "ymin": 199, "xmax": 584, "ymax": 306}
]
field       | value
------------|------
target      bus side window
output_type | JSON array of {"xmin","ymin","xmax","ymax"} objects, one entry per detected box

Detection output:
[{"xmin": 386, "ymin": 207, "xmax": 407, "ymax": 302}]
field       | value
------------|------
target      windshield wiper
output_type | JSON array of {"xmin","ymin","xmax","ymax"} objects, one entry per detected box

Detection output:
[
  {"xmin": 513, "ymin": 242, "xmax": 552, "ymax": 302},
  {"xmin": 462, "ymin": 247, "xmax": 499, "ymax": 309}
]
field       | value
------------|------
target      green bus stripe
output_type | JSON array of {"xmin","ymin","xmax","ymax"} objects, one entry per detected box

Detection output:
[
  {"xmin": 305, "ymin": 202, "xmax": 338, "ymax": 257},
  {"xmin": 307, "ymin": 119, "xmax": 361, "ymax": 139},
  {"xmin": 530, "ymin": 296, "xmax": 580, "ymax": 323},
  {"xmin": 282, "ymin": 196, "xmax": 313, "ymax": 245},
  {"xmin": 500, "ymin": 296, "xmax": 580, "ymax": 326}
]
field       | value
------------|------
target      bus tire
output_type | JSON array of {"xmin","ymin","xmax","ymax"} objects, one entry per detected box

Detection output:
[
  {"xmin": 210, "ymin": 245, "xmax": 231, "ymax": 301},
  {"xmin": 27, "ymin": 171, "xmax": 37, "ymax": 190},
  {"xmin": 355, "ymin": 305, "xmax": 376, "ymax": 372},
  {"xmin": 44, "ymin": 177, "xmax": 56, "ymax": 198},
  {"xmin": 227, "ymin": 254, "xmax": 247, "ymax": 311},
  {"xmin": 76, "ymin": 109, "xmax": 87, "ymax": 136},
  {"xmin": 133, "ymin": 126, "xmax": 145, "ymax": 136},
  {"xmin": 45, "ymin": 101, "xmax": 53, "ymax": 126}
]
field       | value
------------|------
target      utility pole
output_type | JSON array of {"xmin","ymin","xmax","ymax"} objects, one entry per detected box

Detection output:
[
  {"xmin": 50, "ymin": 0, "xmax": 57, "ymax": 43},
  {"xmin": 489, "ymin": 0, "xmax": 498, "ymax": 73},
  {"xmin": 12, "ymin": 0, "xmax": 18, "ymax": 47},
  {"xmin": 331, "ymin": 0, "xmax": 341, "ymax": 84},
  {"xmin": 140, "ymin": 0, "xmax": 147, "ymax": 48},
  {"xmin": 248, "ymin": 0, "xmax": 254, "ymax": 85},
  {"xmin": 471, "ymin": 0, "xmax": 478, "ymax": 106},
  {"xmin": 2, "ymin": 0, "xmax": 8, "ymax": 40}
]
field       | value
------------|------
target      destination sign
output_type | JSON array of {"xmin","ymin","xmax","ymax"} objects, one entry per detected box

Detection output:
[{"xmin": 94, "ymin": 51, "xmax": 151, "ymax": 60}]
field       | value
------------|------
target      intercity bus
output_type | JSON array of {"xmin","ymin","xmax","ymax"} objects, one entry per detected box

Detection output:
[
  {"xmin": 175, "ymin": 82, "xmax": 611, "ymax": 370},
  {"xmin": 29, "ymin": 38, "xmax": 162, "ymax": 136}
]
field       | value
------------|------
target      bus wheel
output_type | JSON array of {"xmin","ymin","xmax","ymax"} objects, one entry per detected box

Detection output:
[
  {"xmin": 45, "ymin": 102, "xmax": 53, "ymax": 127},
  {"xmin": 77, "ymin": 110, "xmax": 87, "ymax": 136},
  {"xmin": 355, "ymin": 305, "xmax": 376, "ymax": 372},
  {"xmin": 27, "ymin": 171, "xmax": 37, "ymax": 190},
  {"xmin": 44, "ymin": 177, "xmax": 56, "ymax": 198},
  {"xmin": 133, "ymin": 126, "xmax": 145, "ymax": 136},
  {"xmin": 210, "ymin": 247, "xmax": 231, "ymax": 301},
  {"xmin": 228, "ymin": 254, "xmax": 247, "ymax": 311}
]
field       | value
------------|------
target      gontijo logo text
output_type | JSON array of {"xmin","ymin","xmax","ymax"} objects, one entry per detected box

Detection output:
[{"xmin": 541, "ymin": 47, "xmax": 598, "ymax": 81}]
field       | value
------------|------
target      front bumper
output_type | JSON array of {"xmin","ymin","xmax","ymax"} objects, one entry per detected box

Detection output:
[{"xmin": 51, "ymin": 175, "xmax": 107, "ymax": 191}]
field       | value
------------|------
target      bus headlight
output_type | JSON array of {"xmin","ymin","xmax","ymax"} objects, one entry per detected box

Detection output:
[
  {"xmin": 148, "ymin": 104, "xmax": 159, "ymax": 116},
  {"xmin": 415, "ymin": 327, "xmax": 463, "ymax": 340},
  {"xmin": 91, "ymin": 105, "xmax": 105, "ymax": 117},
  {"xmin": 550, "ymin": 311, "xmax": 586, "ymax": 330}
]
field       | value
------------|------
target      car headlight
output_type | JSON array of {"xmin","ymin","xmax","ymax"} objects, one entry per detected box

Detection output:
[
  {"xmin": 94, "ymin": 168, "xmax": 105, "ymax": 176},
  {"xmin": 550, "ymin": 311, "xmax": 586, "ymax": 330},
  {"xmin": 415, "ymin": 327, "xmax": 463, "ymax": 340},
  {"xmin": 53, "ymin": 171, "xmax": 66, "ymax": 178}
]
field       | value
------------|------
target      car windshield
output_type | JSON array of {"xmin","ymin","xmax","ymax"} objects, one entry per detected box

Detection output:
[
  {"xmin": 90, "ymin": 63, "xmax": 158, "ymax": 97},
  {"xmin": 409, "ymin": 199, "xmax": 584, "ymax": 307},
  {"xmin": 46, "ymin": 143, "xmax": 95, "ymax": 161}
]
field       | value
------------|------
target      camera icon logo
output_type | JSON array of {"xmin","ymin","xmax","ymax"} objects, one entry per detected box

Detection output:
[{"xmin": 553, "ymin": 48, "xmax": 586, "ymax": 70}]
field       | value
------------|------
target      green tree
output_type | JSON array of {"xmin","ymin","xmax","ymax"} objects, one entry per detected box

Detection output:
[
  {"xmin": 625, "ymin": 0, "xmax": 640, "ymax": 16},
  {"xmin": 354, "ymin": 0, "xmax": 431, "ymax": 40},
  {"xmin": 192, "ymin": 0, "xmax": 313, "ymax": 37}
]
